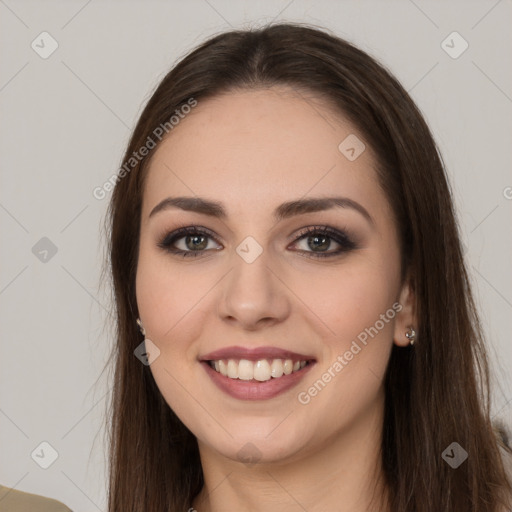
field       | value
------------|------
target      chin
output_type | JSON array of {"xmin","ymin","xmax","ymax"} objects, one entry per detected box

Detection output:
[{"xmin": 196, "ymin": 420, "xmax": 316, "ymax": 466}]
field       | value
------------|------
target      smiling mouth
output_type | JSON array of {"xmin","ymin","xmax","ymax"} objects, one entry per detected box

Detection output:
[{"xmin": 206, "ymin": 358, "xmax": 314, "ymax": 382}]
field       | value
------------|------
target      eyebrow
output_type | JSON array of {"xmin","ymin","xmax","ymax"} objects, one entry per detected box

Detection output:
[{"xmin": 148, "ymin": 195, "xmax": 374, "ymax": 225}]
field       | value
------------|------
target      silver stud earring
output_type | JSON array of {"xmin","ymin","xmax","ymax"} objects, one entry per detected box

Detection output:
[
  {"xmin": 136, "ymin": 318, "xmax": 146, "ymax": 337},
  {"xmin": 405, "ymin": 327, "xmax": 416, "ymax": 346}
]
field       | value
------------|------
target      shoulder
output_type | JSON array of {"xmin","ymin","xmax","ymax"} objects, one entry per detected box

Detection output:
[
  {"xmin": 0, "ymin": 484, "xmax": 73, "ymax": 512},
  {"xmin": 496, "ymin": 423, "xmax": 512, "ymax": 478},
  {"xmin": 496, "ymin": 424, "xmax": 512, "ymax": 512},
  {"xmin": 500, "ymin": 443, "xmax": 512, "ymax": 477}
]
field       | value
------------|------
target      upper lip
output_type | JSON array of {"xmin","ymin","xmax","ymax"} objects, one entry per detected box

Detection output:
[{"xmin": 199, "ymin": 345, "xmax": 316, "ymax": 362}]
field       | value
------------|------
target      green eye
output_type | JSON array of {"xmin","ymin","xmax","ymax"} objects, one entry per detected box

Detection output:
[{"xmin": 158, "ymin": 225, "xmax": 357, "ymax": 259}]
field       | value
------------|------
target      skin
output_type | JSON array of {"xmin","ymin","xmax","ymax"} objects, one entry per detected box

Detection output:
[{"xmin": 135, "ymin": 86, "xmax": 416, "ymax": 512}]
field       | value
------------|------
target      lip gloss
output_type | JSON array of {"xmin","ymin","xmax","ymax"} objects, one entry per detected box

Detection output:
[{"xmin": 201, "ymin": 360, "xmax": 315, "ymax": 400}]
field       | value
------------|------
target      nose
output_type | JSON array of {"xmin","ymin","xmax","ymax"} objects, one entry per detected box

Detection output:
[{"xmin": 217, "ymin": 251, "xmax": 291, "ymax": 331}]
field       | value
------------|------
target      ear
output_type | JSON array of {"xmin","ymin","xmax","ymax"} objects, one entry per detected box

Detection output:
[{"xmin": 393, "ymin": 271, "xmax": 417, "ymax": 347}]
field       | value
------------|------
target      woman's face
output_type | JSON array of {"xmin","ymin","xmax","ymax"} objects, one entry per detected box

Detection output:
[{"xmin": 136, "ymin": 87, "xmax": 414, "ymax": 465}]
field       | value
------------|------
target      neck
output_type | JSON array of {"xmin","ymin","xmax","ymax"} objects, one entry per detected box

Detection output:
[{"xmin": 191, "ymin": 387, "xmax": 389, "ymax": 512}]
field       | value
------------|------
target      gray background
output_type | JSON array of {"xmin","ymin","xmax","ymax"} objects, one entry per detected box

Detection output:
[{"xmin": 1, "ymin": 1, "xmax": 511, "ymax": 510}]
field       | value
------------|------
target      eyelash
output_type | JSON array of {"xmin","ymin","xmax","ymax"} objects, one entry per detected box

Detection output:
[{"xmin": 157, "ymin": 225, "xmax": 357, "ymax": 259}]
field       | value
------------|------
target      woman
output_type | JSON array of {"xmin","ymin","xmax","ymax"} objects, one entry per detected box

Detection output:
[{"xmin": 103, "ymin": 23, "xmax": 512, "ymax": 511}]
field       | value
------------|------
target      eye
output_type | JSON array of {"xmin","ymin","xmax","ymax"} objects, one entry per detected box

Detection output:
[
  {"xmin": 289, "ymin": 225, "xmax": 357, "ymax": 258},
  {"xmin": 157, "ymin": 226, "xmax": 222, "ymax": 258},
  {"xmin": 157, "ymin": 224, "xmax": 357, "ymax": 259}
]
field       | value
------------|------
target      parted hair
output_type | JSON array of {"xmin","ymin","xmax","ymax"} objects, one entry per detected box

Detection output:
[{"xmin": 103, "ymin": 22, "xmax": 512, "ymax": 511}]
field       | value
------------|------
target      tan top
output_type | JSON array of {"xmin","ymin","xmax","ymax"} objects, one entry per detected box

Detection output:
[
  {"xmin": 0, "ymin": 485, "xmax": 72, "ymax": 512},
  {"xmin": 499, "ymin": 442, "xmax": 512, "ymax": 512},
  {"xmin": 501, "ymin": 444, "xmax": 512, "ymax": 479}
]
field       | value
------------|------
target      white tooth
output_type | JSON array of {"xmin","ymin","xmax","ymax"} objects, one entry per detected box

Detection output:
[
  {"xmin": 218, "ymin": 360, "xmax": 228, "ymax": 377},
  {"xmin": 283, "ymin": 359, "xmax": 293, "ymax": 375},
  {"xmin": 214, "ymin": 358, "xmax": 308, "ymax": 380},
  {"xmin": 270, "ymin": 359, "xmax": 284, "ymax": 378},
  {"xmin": 227, "ymin": 359, "xmax": 239, "ymax": 378},
  {"xmin": 238, "ymin": 359, "xmax": 254, "ymax": 380},
  {"xmin": 253, "ymin": 360, "xmax": 271, "ymax": 382}
]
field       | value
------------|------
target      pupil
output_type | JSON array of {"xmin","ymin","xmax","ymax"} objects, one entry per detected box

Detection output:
[
  {"xmin": 309, "ymin": 235, "xmax": 329, "ymax": 252},
  {"xmin": 186, "ymin": 235, "xmax": 207, "ymax": 250}
]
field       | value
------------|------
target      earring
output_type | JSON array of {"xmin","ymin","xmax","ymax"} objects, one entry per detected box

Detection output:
[
  {"xmin": 136, "ymin": 318, "xmax": 146, "ymax": 337},
  {"xmin": 405, "ymin": 327, "xmax": 416, "ymax": 346}
]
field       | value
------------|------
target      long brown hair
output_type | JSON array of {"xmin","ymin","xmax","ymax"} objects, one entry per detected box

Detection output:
[{"xmin": 102, "ymin": 22, "xmax": 512, "ymax": 511}]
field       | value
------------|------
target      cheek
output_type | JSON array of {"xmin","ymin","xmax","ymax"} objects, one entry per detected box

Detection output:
[
  {"xmin": 296, "ymin": 253, "xmax": 400, "ymax": 412},
  {"xmin": 290, "ymin": 256, "xmax": 400, "ymax": 343},
  {"xmin": 135, "ymin": 252, "xmax": 211, "ymax": 415},
  {"xmin": 135, "ymin": 248, "xmax": 211, "ymax": 345},
  {"xmin": 291, "ymin": 276, "xmax": 397, "ymax": 427}
]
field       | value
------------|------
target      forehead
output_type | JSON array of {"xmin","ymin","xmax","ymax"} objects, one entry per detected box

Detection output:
[{"xmin": 141, "ymin": 87, "xmax": 385, "ymax": 223}]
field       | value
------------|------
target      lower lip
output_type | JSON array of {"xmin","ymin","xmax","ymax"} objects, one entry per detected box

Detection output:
[{"xmin": 201, "ymin": 361, "xmax": 315, "ymax": 401}]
